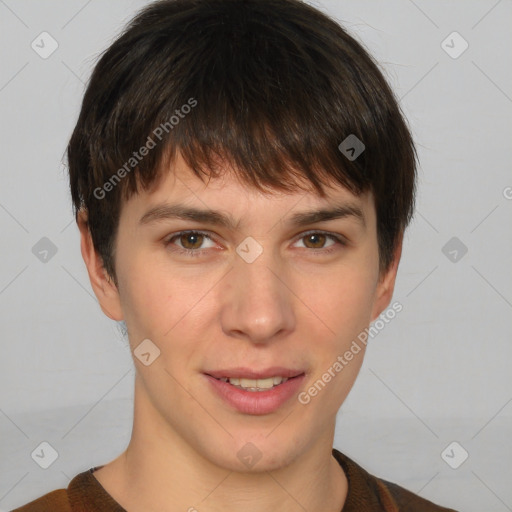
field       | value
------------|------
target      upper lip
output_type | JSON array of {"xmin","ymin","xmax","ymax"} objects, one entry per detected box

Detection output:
[{"xmin": 204, "ymin": 367, "xmax": 305, "ymax": 379}]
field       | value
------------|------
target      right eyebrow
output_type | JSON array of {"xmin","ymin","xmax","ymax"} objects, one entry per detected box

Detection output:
[{"xmin": 139, "ymin": 201, "xmax": 366, "ymax": 230}]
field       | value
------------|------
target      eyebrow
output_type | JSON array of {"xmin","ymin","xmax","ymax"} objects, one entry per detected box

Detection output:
[{"xmin": 139, "ymin": 202, "xmax": 366, "ymax": 230}]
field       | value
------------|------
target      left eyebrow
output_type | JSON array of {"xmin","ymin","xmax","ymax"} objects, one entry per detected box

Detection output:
[
  {"xmin": 139, "ymin": 202, "xmax": 366, "ymax": 230},
  {"xmin": 287, "ymin": 204, "xmax": 366, "ymax": 229}
]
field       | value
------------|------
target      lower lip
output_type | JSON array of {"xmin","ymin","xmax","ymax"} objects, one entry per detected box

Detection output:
[{"xmin": 204, "ymin": 374, "xmax": 306, "ymax": 415}]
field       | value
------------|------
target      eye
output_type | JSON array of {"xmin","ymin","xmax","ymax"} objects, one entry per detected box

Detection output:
[
  {"xmin": 165, "ymin": 230, "xmax": 217, "ymax": 256},
  {"xmin": 164, "ymin": 229, "xmax": 347, "ymax": 257},
  {"xmin": 293, "ymin": 230, "xmax": 346, "ymax": 253}
]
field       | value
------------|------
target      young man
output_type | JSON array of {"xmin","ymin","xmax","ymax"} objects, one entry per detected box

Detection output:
[{"xmin": 14, "ymin": 0, "xmax": 458, "ymax": 510}]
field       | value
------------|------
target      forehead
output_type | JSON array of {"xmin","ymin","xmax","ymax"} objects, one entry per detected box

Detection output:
[{"xmin": 123, "ymin": 152, "xmax": 376, "ymax": 231}]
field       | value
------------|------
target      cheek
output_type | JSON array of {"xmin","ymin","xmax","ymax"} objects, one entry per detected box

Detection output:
[
  {"xmin": 299, "ymin": 259, "xmax": 378, "ymax": 340},
  {"xmin": 116, "ymin": 251, "xmax": 172, "ymax": 338},
  {"xmin": 117, "ymin": 254, "xmax": 218, "ymax": 348},
  {"xmin": 298, "ymin": 265, "xmax": 377, "ymax": 410}
]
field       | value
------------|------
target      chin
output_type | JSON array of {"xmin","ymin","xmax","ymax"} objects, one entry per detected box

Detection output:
[{"xmin": 211, "ymin": 431, "xmax": 310, "ymax": 473}]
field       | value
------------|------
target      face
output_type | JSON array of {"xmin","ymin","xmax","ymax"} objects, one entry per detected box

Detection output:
[{"xmin": 80, "ymin": 152, "xmax": 401, "ymax": 472}]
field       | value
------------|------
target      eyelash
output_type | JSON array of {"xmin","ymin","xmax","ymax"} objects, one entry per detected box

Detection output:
[{"xmin": 164, "ymin": 230, "xmax": 347, "ymax": 257}]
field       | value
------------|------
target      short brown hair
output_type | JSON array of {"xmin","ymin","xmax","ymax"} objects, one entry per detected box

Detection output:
[{"xmin": 67, "ymin": 0, "xmax": 417, "ymax": 284}]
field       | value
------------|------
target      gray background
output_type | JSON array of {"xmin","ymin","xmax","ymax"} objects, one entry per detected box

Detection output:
[{"xmin": 1, "ymin": 0, "xmax": 511, "ymax": 510}]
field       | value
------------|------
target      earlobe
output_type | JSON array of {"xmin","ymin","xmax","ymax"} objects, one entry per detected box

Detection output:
[
  {"xmin": 370, "ymin": 234, "xmax": 403, "ymax": 322},
  {"xmin": 77, "ymin": 210, "xmax": 124, "ymax": 321}
]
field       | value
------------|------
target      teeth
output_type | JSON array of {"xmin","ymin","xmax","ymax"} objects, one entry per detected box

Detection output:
[{"xmin": 220, "ymin": 376, "xmax": 289, "ymax": 390}]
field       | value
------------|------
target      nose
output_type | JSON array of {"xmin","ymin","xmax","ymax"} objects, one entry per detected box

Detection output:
[{"xmin": 219, "ymin": 247, "xmax": 296, "ymax": 344}]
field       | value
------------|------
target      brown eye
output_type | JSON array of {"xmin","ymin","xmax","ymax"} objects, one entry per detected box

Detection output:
[
  {"xmin": 165, "ymin": 230, "xmax": 217, "ymax": 255},
  {"xmin": 293, "ymin": 231, "xmax": 346, "ymax": 254},
  {"xmin": 302, "ymin": 233, "xmax": 328, "ymax": 249},
  {"xmin": 179, "ymin": 232, "xmax": 204, "ymax": 250}
]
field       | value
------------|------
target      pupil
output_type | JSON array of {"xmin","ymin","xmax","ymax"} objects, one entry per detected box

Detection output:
[
  {"xmin": 307, "ymin": 234, "xmax": 324, "ymax": 248},
  {"xmin": 183, "ymin": 233, "xmax": 202, "ymax": 249}
]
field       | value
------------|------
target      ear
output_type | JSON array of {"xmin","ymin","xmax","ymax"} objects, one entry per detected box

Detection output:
[
  {"xmin": 370, "ymin": 233, "xmax": 403, "ymax": 322},
  {"xmin": 77, "ymin": 209, "xmax": 123, "ymax": 321}
]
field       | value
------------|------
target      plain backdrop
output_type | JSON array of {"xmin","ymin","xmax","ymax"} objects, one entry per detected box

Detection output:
[{"xmin": 1, "ymin": 1, "xmax": 511, "ymax": 510}]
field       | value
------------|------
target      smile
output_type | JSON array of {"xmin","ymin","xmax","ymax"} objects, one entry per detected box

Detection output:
[
  {"xmin": 204, "ymin": 372, "xmax": 306, "ymax": 415},
  {"xmin": 216, "ymin": 376, "xmax": 289, "ymax": 391}
]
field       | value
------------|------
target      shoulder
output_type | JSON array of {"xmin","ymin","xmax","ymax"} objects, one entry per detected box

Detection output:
[
  {"xmin": 377, "ymin": 477, "xmax": 459, "ymax": 512},
  {"xmin": 10, "ymin": 466, "xmax": 126, "ymax": 512},
  {"xmin": 332, "ymin": 448, "xmax": 459, "ymax": 511},
  {"xmin": 10, "ymin": 467, "xmax": 96, "ymax": 512},
  {"xmin": 10, "ymin": 489, "xmax": 71, "ymax": 512}
]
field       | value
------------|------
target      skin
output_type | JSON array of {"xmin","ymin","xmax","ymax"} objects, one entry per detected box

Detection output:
[{"xmin": 78, "ymin": 152, "xmax": 402, "ymax": 512}]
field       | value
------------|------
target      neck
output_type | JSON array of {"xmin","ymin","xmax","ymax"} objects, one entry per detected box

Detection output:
[{"xmin": 93, "ymin": 377, "xmax": 348, "ymax": 512}]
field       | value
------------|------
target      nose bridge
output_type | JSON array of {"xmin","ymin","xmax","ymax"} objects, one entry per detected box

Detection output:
[{"xmin": 221, "ymin": 239, "xmax": 295, "ymax": 342}]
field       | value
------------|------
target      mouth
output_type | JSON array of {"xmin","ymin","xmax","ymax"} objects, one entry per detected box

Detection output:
[
  {"xmin": 204, "ymin": 367, "xmax": 306, "ymax": 392},
  {"xmin": 203, "ymin": 368, "xmax": 307, "ymax": 415},
  {"xmin": 208, "ymin": 375, "xmax": 304, "ymax": 391}
]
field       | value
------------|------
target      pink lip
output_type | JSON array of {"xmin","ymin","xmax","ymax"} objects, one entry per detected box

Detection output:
[
  {"xmin": 204, "ymin": 373, "xmax": 306, "ymax": 415},
  {"xmin": 204, "ymin": 367, "xmax": 305, "ymax": 379}
]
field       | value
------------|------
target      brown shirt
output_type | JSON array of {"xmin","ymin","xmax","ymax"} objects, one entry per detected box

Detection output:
[{"xmin": 11, "ymin": 449, "xmax": 459, "ymax": 511}]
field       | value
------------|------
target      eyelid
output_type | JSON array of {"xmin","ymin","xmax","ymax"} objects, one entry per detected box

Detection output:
[
  {"xmin": 164, "ymin": 228, "xmax": 348, "ymax": 254},
  {"xmin": 296, "ymin": 229, "xmax": 348, "ymax": 245},
  {"xmin": 165, "ymin": 230, "xmax": 219, "ymax": 249}
]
